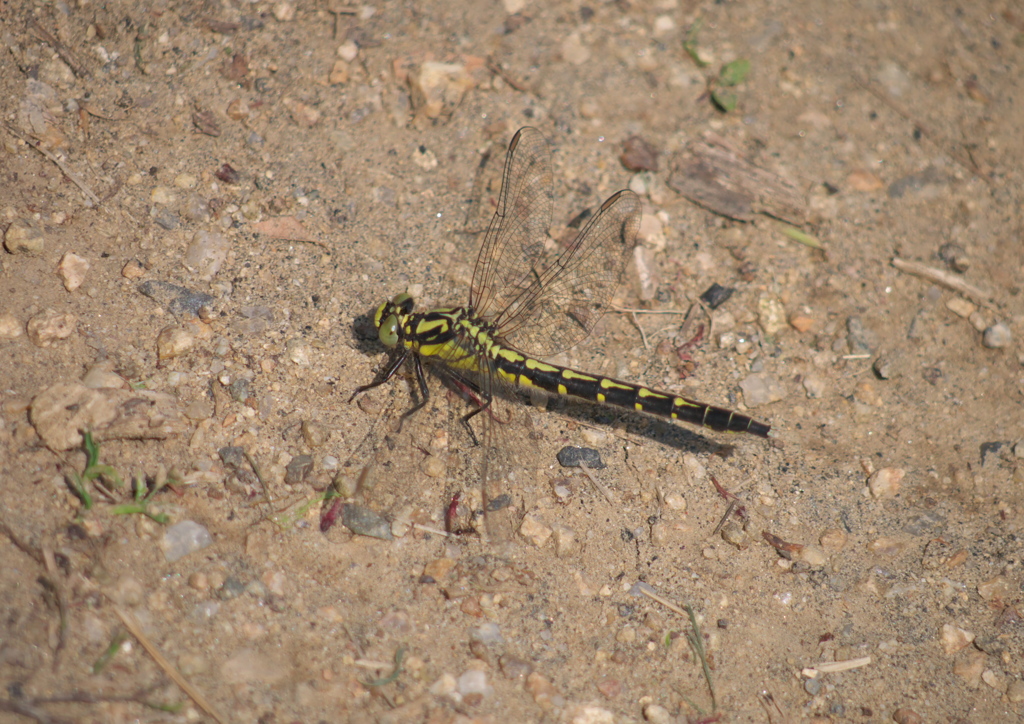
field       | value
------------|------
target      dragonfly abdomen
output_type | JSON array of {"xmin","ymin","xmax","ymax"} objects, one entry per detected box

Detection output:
[{"xmin": 492, "ymin": 347, "xmax": 771, "ymax": 438}]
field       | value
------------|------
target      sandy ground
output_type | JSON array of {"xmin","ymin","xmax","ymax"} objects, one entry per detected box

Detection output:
[{"xmin": 2, "ymin": 0, "xmax": 1023, "ymax": 722}]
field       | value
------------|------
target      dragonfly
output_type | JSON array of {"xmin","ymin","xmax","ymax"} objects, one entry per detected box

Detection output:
[{"xmin": 348, "ymin": 127, "xmax": 770, "ymax": 538}]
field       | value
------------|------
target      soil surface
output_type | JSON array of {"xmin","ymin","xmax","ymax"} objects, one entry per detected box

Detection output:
[{"xmin": 2, "ymin": 1, "xmax": 1023, "ymax": 722}]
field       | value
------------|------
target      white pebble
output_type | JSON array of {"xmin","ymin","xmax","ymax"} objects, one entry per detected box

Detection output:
[
  {"xmin": 983, "ymin": 322, "xmax": 1011, "ymax": 348},
  {"xmin": 337, "ymin": 40, "xmax": 359, "ymax": 62}
]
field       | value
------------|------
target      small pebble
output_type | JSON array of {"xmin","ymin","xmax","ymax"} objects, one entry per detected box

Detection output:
[
  {"xmin": 157, "ymin": 325, "xmax": 196, "ymax": 361},
  {"xmin": 560, "ymin": 33, "xmax": 590, "ymax": 65},
  {"xmin": 337, "ymin": 40, "xmax": 358, "ymax": 62},
  {"xmin": 552, "ymin": 524, "xmax": 576, "ymax": 557},
  {"xmin": 802, "ymin": 374, "xmax": 826, "ymax": 399},
  {"xmin": 620, "ymin": 135, "xmax": 659, "ymax": 173},
  {"xmin": 161, "ymin": 520, "xmax": 214, "ymax": 562},
  {"xmin": 819, "ymin": 528, "xmax": 848, "ymax": 551},
  {"xmin": 720, "ymin": 520, "xmax": 748, "ymax": 549},
  {"xmin": 556, "ymin": 446, "xmax": 606, "ymax": 469},
  {"xmin": 938, "ymin": 242, "xmax": 970, "ymax": 272},
  {"xmin": 284, "ymin": 454, "xmax": 313, "ymax": 484},
  {"xmin": 272, "ymin": 1, "xmax": 295, "ymax": 21},
  {"xmin": 789, "ymin": 312, "xmax": 814, "ymax": 332},
  {"xmin": 173, "ymin": 173, "xmax": 197, "ymax": 189},
  {"xmin": 519, "ymin": 512, "xmax": 552, "ymax": 548},
  {"xmin": 228, "ymin": 377, "xmax": 252, "ymax": 404},
  {"xmin": 188, "ymin": 572, "xmax": 210, "ymax": 590},
  {"xmin": 892, "ymin": 708, "xmax": 923, "ymax": 724},
  {"xmin": 301, "ymin": 420, "xmax": 328, "ymax": 447},
  {"xmin": 185, "ymin": 230, "xmax": 230, "ymax": 281},
  {"xmin": 739, "ymin": 373, "xmax": 785, "ymax": 406},
  {"xmin": 58, "ymin": 252, "xmax": 90, "ymax": 291},
  {"xmin": 868, "ymin": 467, "xmax": 904, "ymax": 498},
  {"xmin": 699, "ymin": 282, "xmax": 733, "ymax": 310},
  {"xmin": 0, "ymin": 313, "xmax": 23, "ymax": 339},
  {"xmin": 226, "ymin": 99, "xmax": 249, "ymax": 121},
  {"xmin": 982, "ymin": 669, "xmax": 1007, "ymax": 692},
  {"xmin": 977, "ymin": 575, "xmax": 1011, "ymax": 601},
  {"xmin": 328, "ymin": 59, "xmax": 349, "ymax": 85},
  {"xmin": 138, "ymin": 280, "xmax": 215, "ymax": 318},
  {"xmin": 940, "ymin": 623, "xmax": 974, "ymax": 655},
  {"xmin": 846, "ymin": 316, "xmax": 874, "ymax": 354},
  {"xmin": 596, "ymin": 677, "xmax": 623, "ymax": 698},
  {"xmin": 643, "ymin": 704, "xmax": 672, "ymax": 724},
  {"xmin": 953, "ymin": 650, "xmax": 986, "ymax": 687},
  {"xmin": 26, "ymin": 310, "xmax": 77, "ymax": 347},
  {"xmin": 150, "ymin": 186, "xmax": 175, "ymax": 205},
  {"xmin": 945, "ymin": 297, "xmax": 976, "ymax": 318},
  {"xmin": 283, "ymin": 97, "xmax": 320, "ymax": 127},
  {"xmin": 82, "ymin": 361, "xmax": 126, "ymax": 389},
  {"xmin": 457, "ymin": 669, "xmax": 489, "ymax": 698},
  {"xmin": 408, "ymin": 62, "xmax": 474, "ymax": 118},
  {"xmin": 341, "ymin": 504, "xmax": 393, "ymax": 540},
  {"xmin": 4, "ymin": 220, "xmax": 45, "ymax": 254},
  {"xmin": 872, "ymin": 354, "xmax": 894, "ymax": 379},
  {"xmin": 1006, "ymin": 679, "xmax": 1024, "ymax": 703},
  {"xmin": 412, "ymin": 144, "xmax": 438, "ymax": 170},
  {"xmin": 153, "ymin": 207, "xmax": 179, "ymax": 230},
  {"xmin": 867, "ymin": 536, "xmax": 905, "ymax": 556},
  {"xmin": 758, "ymin": 296, "xmax": 788, "ymax": 336},
  {"xmin": 499, "ymin": 654, "xmax": 533, "ymax": 680},
  {"xmin": 286, "ymin": 339, "xmax": 311, "ymax": 365},
  {"xmin": 795, "ymin": 545, "xmax": 827, "ymax": 566},
  {"xmin": 122, "ymin": 259, "xmax": 146, "ymax": 279},
  {"xmin": 982, "ymin": 322, "xmax": 1011, "ymax": 348}
]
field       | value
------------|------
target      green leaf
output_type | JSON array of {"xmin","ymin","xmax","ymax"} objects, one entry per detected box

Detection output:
[
  {"xmin": 719, "ymin": 58, "xmax": 750, "ymax": 87},
  {"xmin": 711, "ymin": 89, "xmax": 738, "ymax": 113}
]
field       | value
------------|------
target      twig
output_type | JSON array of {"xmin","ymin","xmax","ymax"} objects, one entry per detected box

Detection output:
[
  {"xmin": 803, "ymin": 656, "xmax": 872, "ymax": 677},
  {"xmin": 113, "ymin": 607, "xmax": 228, "ymax": 724},
  {"xmin": 3, "ymin": 123, "xmax": 101, "ymax": 207},
  {"xmin": 579, "ymin": 466, "xmax": 616, "ymax": 504},
  {"xmin": 891, "ymin": 257, "xmax": 995, "ymax": 309},
  {"xmin": 30, "ymin": 19, "xmax": 90, "ymax": 78},
  {"xmin": 486, "ymin": 57, "xmax": 531, "ymax": 93},
  {"xmin": 626, "ymin": 310, "xmax": 649, "ymax": 350}
]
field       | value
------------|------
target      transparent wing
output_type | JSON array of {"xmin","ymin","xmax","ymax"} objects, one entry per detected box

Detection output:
[
  {"xmin": 492, "ymin": 189, "xmax": 641, "ymax": 356},
  {"xmin": 470, "ymin": 127, "xmax": 554, "ymax": 324},
  {"xmin": 469, "ymin": 128, "xmax": 643, "ymax": 358}
]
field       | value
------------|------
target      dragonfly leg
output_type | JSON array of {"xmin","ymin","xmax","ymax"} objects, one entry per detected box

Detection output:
[{"xmin": 348, "ymin": 349, "xmax": 409, "ymax": 402}]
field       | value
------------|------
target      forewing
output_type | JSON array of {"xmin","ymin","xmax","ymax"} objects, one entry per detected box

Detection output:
[
  {"xmin": 469, "ymin": 127, "xmax": 554, "ymax": 322},
  {"xmin": 493, "ymin": 189, "xmax": 642, "ymax": 357}
]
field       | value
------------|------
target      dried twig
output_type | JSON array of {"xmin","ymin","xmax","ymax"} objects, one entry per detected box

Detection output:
[
  {"xmin": 30, "ymin": 19, "xmax": 90, "ymax": 77},
  {"xmin": 3, "ymin": 123, "xmax": 101, "ymax": 207},
  {"xmin": 113, "ymin": 607, "xmax": 228, "ymax": 724},
  {"xmin": 891, "ymin": 257, "xmax": 995, "ymax": 309}
]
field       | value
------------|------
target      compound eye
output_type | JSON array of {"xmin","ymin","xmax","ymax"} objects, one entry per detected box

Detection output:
[
  {"xmin": 378, "ymin": 314, "xmax": 400, "ymax": 347},
  {"xmin": 391, "ymin": 292, "xmax": 414, "ymax": 314}
]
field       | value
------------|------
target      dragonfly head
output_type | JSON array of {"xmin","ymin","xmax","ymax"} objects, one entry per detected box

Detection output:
[{"xmin": 373, "ymin": 292, "xmax": 415, "ymax": 348}]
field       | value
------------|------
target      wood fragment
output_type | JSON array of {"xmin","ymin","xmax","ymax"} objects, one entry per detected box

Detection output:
[
  {"xmin": 891, "ymin": 257, "xmax": 995, "ymax": 308},
  {"xmin": 667, "ymin": 134, "xmax": 807, "ymax": 224}
]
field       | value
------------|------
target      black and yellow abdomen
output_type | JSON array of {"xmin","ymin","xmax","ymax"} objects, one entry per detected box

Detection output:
[{"xmin": 395, "ymin": 308, "xmax": 770, "ymax": 439}]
